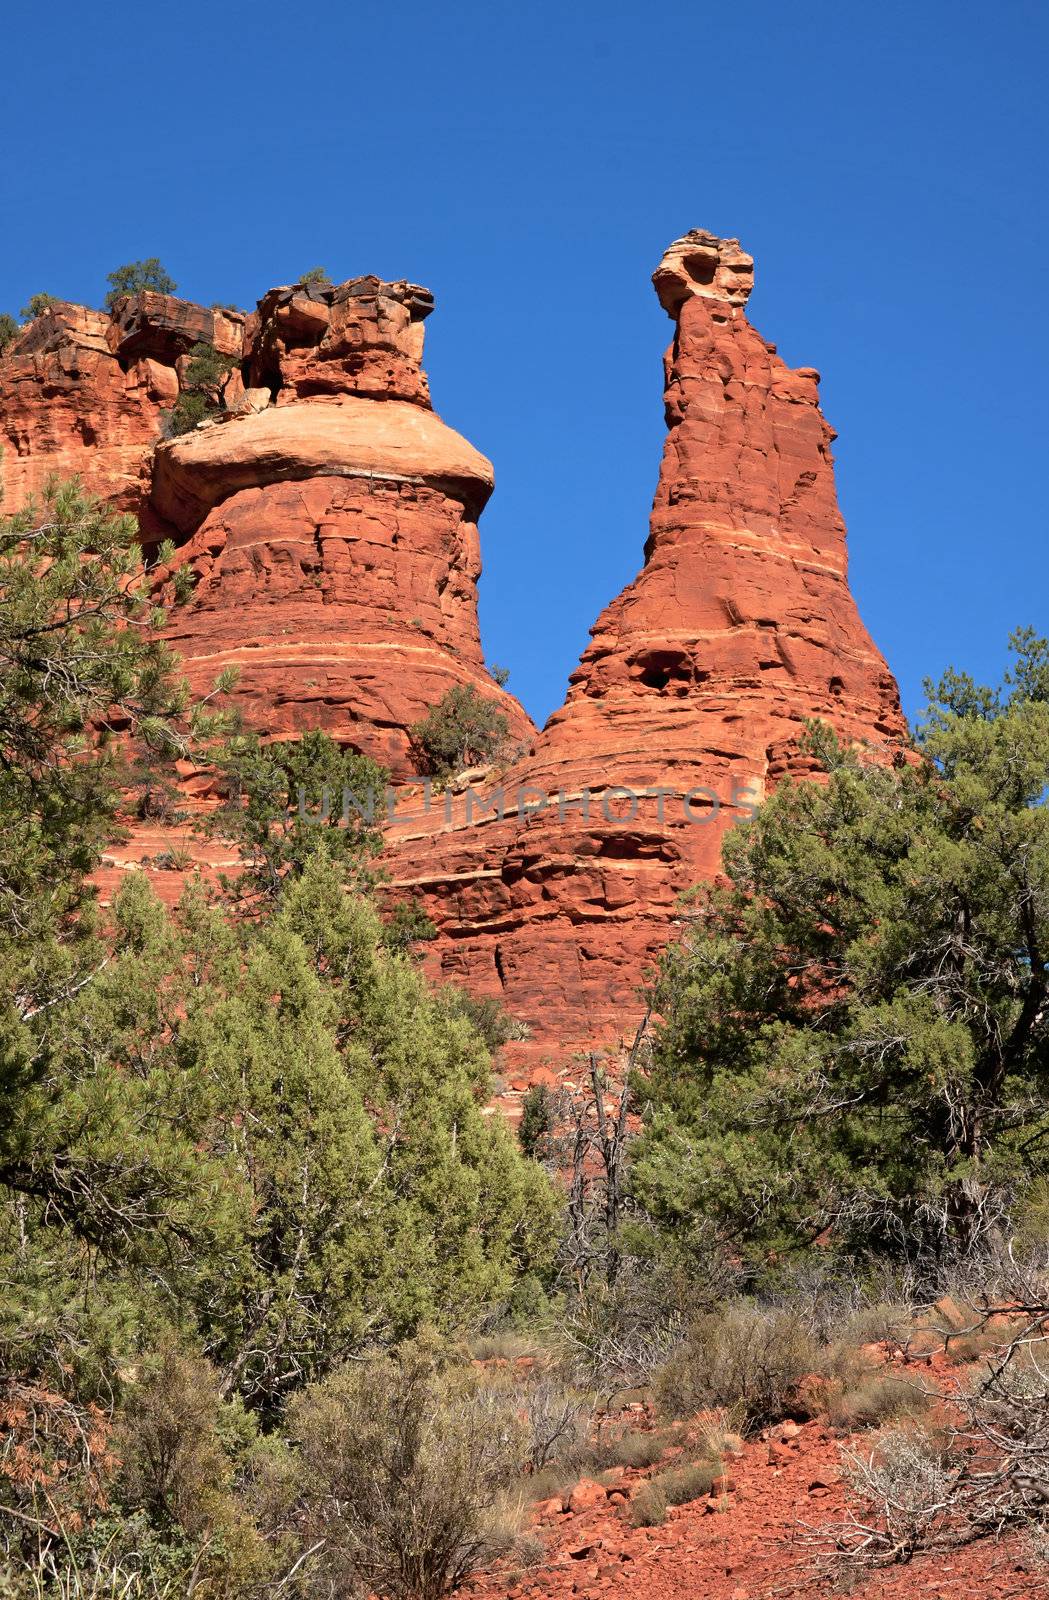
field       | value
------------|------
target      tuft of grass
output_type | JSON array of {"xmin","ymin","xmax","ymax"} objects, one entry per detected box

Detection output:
[
  {"xmin": 823, "ymin": 1374, "xmax": 931, "ymax": 1431},
  {"xmin": 525, "ymin": 1464, "xmax": 572, "ymax": 1505},
  {"xmin": 468, "ymin": 1331, "xmax": 545, "ymax": 1362},
  {"xmin": 605, "ymin": 1427, "xmax": 674, "ymax": 1470},
  {"xmin": 656, "ymin": 1458, "xmax": 719, "ymax": 1506},
  {"xmin": 942, "ymin": 1331, "xmax": 1000, "ymax": 1366},
  {"xmin": 841, "ymin": 1302, "xmax": 914, "ymax": 1347},
  {"xmin": 629, "ymin": 1482, "xmax": 668, "ymax": 1527},
  {"xmin": 511, "ymin": 1530, "xmax": 545, "ymax": 1568}
]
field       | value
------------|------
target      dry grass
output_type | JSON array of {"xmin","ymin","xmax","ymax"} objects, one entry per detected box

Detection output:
[
  {"xmin": 822, "ymin": 1373, "xmax": 933, "ymax": 1431},
  {"xmin": 602, "ymin": 1427, "xmax": 674, "ymax": 1470},
  {"xmin": 629, "ymin": 1482, "xmax": 669, "ymax": 1527},
  {"xmin": 657, "ymin": 1458, "xmax": 720, "ymax": 1506},
  {"xmin": 655, "ymin": 1303, "xmax": 817, "ymax": 1432}
]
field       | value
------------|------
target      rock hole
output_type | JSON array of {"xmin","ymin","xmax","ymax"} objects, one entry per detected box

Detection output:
[{"xmin": 683, "ymin": 251, "xmax": 716, "ymax": 285}]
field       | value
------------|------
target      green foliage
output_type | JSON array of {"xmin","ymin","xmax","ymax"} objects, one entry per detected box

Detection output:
[
  {"xmin": 633, "ymin": 631, "xmax": 1049, "ymax": 1276},
  {"xmin": 441, "ymin": 987, "xmax": 530, "ymax": 1052},
  {"xmin": 384, "ymin": 895, "xmax": 438, "ymax": 955},
  {"xmin": 165, "ymin": 389, "xmax": 210, "ymax": 436},
  {"xmin": 410, "ymin": 684, "xmax": 511, "ymax": 777},
  {"xmin": 297, "ymin": 265, "xmax": 331, "ymax": 287},
  {"xmin": 0, "ymin": 477, "xmax": 191, "ymax": 952},
  {"xmin": 489, "ymin": 663, "xmax": 511, "ymax": 688},
  {"xmin": 166, "ymin": 342, "xmax": 235, "ymax": 437},
  {"xmin": 0, "ymin": 313, "xmax": 17, "ymax": 351},
  {"xmin": 519, "ymin": 1084, "xmax": 555, "ymax": 1158},
  {"xmin": 2, "ymin": 853, "xmax": 557, "ymax": 1420},
  {"xmin": 183, "ymin": 341, "xmax": 232, "ymax": 390},
  {"xmin": 206, "ymin": 728, "xmax": 388, "ymax": 904},
  {"xmin": 0, "ymin": 480, "xmax": 557, "ymax": 1580},
  {"xmin": 20, "ymin": 292, "xmax": 58, "ymax": 321},
  {"xmin": 113, "ymin": 1341, "xmax": 241, "ymax": 1540},
  {"xmin": 104, "ymin": 259, "xmax": 177, "ymax": 312}
]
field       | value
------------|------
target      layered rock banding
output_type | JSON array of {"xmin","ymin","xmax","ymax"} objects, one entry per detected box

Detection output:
[
  {"xmin": 385, "ymin": 230, "xmax": 906, "ymax": 1051},
  {"xmin": 0, "ymin": 295, "xmax": 243, "ymax": 523},
  {"xmin": 148, "ymin": 275, "xmax": 531, "ymax": 775},
  {"xmin": 1, "ymin": 234, "xmax": 905, "ymax": 1060}
]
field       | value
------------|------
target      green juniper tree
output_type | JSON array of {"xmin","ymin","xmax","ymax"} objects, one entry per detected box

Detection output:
[
  {"xmin": 206, "ymin": 727, "xmax": 388, "ymax": 904},
  {"xmin": 632, "ymin": 630, "xmax": 1049, "ymax": 1278},
  {"xmin": 410, "ymin": 684, "xmax": 511, "ymax": 778},
  {"xmin": 0, "ymin": 477, "xmax": 558, "ymax": 1570},
  {"xmin": 104, "ymin": 258, "xmax": 177, "ymax": 312},
  {"xmin": 0, "ymin": 476, "xmax": 197, "ymax": 969},
  {"xmin": 20, "ymin": 292, "xmax": 59, "ymax": 321},
  {"xmin": 166, "ymin": 341, "xmax": 236, "ymax": 436}
]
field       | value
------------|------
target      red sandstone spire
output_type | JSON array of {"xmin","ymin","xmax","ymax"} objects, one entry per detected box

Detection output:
[{"xmin": 387, "ymin": 229, "xmax": 907, "ymax": 1054}]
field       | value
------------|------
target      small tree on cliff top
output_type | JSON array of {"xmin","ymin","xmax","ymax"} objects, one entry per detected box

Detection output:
[
  {"xmin": 631, "ymin": 630, "xmax": 1049, "ymax": 1279},
  {"xmin": 20, "ymin": 292, "xmax": 58, "ymax": 321},
  {"xmin": 104, "ymin": 258, "xmax": 177, "ymax": 311}
]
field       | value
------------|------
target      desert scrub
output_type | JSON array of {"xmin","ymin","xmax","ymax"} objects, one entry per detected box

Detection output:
[
  {"xmin": 655, "ymin": 1302, "xmax": 817, "ymax": 1431},
  {"xmin": 822, "ymin": 1372, "xmax": 932, "ymax": 1431},
  {"xmin": 629, "ymin": 1482, "xmax": 669, "ymax": 1527},
  {"xmin": 285, "ymin": 1342, "xmax": 528, "ymax": 1600},
  {"xmin": 604, "ymin": 1427, "xmax": 674, "ymax": 1470}
]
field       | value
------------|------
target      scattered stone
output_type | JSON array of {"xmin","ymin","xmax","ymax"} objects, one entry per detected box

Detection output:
[{"xmin": 566, "ymin": 1479, "xmax": 607, "ymax": 1516}]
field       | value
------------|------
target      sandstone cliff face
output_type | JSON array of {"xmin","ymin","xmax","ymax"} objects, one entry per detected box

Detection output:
[
  {"xmin": 4, "ymin": 238, "xmax": 904, "ymax": 1063},
  {"xmin": 148, "ymin": 276, "xmax": 531, "ymax": 775},
  {"xmin": 385, "ymin": 230, "xmax": 906, "ymax": 1052},
  {"xmin": 0, "ymin": 296, "xmax": 242, "ymax": 522}
]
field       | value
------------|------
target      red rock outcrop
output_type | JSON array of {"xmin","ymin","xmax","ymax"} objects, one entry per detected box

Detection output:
[
  {"xmin": 12, "ymin": 238, "xmax": 904, "ymax": 1065},
  {"xmin": 0, "ymin": 295, "xmax": 243, "ymax": 521},
  {"xmin": 385, "ymin": 229, "xmax": 906, "ymax": 1053},
  {"xmin": 148, "ymin": 276, "xmax": 531, "ymax": 776}
]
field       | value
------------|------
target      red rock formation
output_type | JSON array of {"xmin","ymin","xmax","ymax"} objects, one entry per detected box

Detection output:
[
  {"xmin": 386, "ymin": 229, "xmax": 906, "ymax": 1053},
  {"xmin": 0, "ymin": 295, "xmax": 244, "ymax": 521},
  {"xmin": 149, "ymin": 276, "xmax": 532, "ymax": 776},
  {"xmin": 244, "ymin": 277, "xmax": 434, "ymax": 404}
]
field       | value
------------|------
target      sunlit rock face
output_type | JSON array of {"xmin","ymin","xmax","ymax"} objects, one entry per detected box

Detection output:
[
  {"xmin": 383, "ymin": 229, "xmax": 905, "ymax": 1060},
  {"xmin": 0, "ymin": 294, "xmax": 242, "ymax": 521},
  {"xmin": 147, "ymin": 274, "xmax": 531, "ymax": 776},
  {"xmin": 5, "ymin": 247, "xmax": 903, "ymax": 1066}
]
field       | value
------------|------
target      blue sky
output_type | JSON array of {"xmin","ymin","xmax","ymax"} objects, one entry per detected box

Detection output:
[{"xmin": 3, "ymin": 0, "xmax": 1046, "ymax": 728}]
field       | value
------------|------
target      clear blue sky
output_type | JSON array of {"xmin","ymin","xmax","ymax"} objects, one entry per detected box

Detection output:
[{"xmin": 3, "ymin": 0, "xmax": 1046, "ymax": 728}]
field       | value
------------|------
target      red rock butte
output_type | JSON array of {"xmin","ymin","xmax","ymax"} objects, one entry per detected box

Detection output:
[
  {"xmin": 0, "ymin": 234, "xmax": 906, "ymax": 1061},
  {"xmin": 384, "ymin": 229, "xmax": 906, "ymax": 1056},
  {"xmin": 0, "ymin": 276, "xmax": 531, "ymax": 780},
  {"xmin": 147, "ymin": 275, "xmax": 533, "ymax": 776}
]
